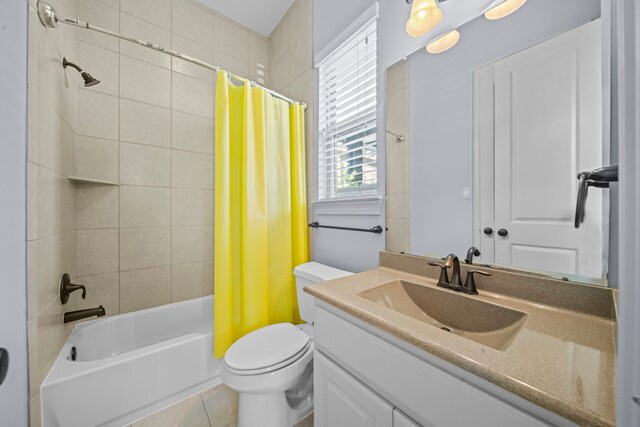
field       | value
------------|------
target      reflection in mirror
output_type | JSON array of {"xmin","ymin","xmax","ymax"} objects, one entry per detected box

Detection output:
[{"xmin": 385, "ymin": 0, "xmax": 614, "ymax": 286}]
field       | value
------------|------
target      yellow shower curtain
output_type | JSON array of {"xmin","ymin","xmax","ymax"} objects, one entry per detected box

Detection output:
[{"xmin": 213, "ymin": 71, "xmax": 308, "ymax": 358}]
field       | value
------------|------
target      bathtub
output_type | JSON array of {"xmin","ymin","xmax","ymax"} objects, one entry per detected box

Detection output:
[{"xmin": 41, "ymin": 296, "xmax": 221, "ymax": 427}]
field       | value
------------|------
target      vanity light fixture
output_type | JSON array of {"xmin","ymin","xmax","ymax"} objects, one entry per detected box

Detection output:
[
  {"xmin": 426, "ymin": 30, "xmax": 460, "ymax": 54},
  {"xmin": 484, "ymin": 0, "xmax": 527, "ymax": 20},
  {"xmin": 406, "ymin": 0, "xmax": 444, "ymax": 37}
]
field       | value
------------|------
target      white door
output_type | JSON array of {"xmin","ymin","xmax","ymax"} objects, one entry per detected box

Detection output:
[
  {"xmin": 314, "ymin": 351, "xmax": 393, "ymax": 427},
  {"xmin": 478, "ymin": 19, "xmax": 604, "ymax": 280},
  {"xmin": 0, "ymin": 0, "xmax": 29, "ymax": 425}
]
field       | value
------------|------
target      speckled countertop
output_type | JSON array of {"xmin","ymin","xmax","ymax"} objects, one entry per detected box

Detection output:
[{"xmin": 305, "ymin": 252, "xmax": 617, "ymax": 427}]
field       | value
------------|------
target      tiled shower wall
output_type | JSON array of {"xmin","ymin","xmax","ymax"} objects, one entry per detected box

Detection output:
[
  {"xmin": 268, "ymin": 0, "xmax": 315, "ymax": 248},
  {"xmin": 385, "ymin": 60, "xmax": 410, "ymax": 253},
  {"xmin": 27, "ymin": 0, "xmax": 79, "ymax": 424},
  {"xmin": 71, "ymin": 0, "xmax": 269, "ymax": 317}
]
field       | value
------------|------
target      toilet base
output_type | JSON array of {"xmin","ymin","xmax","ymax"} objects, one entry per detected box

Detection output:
[{"xmin": 237, "ymin": 392, "xmax": 312, "ymax": 427}]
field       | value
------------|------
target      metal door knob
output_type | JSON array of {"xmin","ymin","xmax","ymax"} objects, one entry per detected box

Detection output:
[
  {"xmin": 497, "ymin": 228, "xmax": 509, "ymax": 237},
  {"xmin": 483, "ymin": 227, "xmax": 494, "ymax": 236}
]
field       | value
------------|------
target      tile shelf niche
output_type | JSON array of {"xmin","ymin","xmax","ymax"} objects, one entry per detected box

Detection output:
[{"xmin": 67, "ymin": 176, "xmax": 120, "ymax": 186}]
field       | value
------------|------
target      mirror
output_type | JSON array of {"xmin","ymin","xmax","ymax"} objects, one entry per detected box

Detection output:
[{"xmin": 384, "ymin": 0, "xmax": 614, "ymax": 285}]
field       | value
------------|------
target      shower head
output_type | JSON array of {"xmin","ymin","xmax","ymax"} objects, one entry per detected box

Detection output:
[{"xmin": 62, "ymin": 57, "xmax": 100, "ymax": 87}]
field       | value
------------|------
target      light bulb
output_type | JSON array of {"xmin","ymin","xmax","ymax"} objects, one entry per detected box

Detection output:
[
  {"xmin": 406, "ymin": 0, "xmax": 443, "ymax": 38},
  {"xmin": 426, "ymin": 30, "xmax": 460, "ymax": 54},
  {"xmin": 484, "ymin": 0, "xmax": 527, "ymax": 20}
]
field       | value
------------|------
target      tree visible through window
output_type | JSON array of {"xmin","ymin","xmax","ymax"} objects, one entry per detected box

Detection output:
[{"xmin": 318, "ymin": 18, "xmax": 377, "ymax": 200}]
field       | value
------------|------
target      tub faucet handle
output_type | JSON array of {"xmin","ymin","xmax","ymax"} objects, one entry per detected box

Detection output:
[{"xmin": 60, "ymin": 273, "xmax": 86, "ymax": 304}]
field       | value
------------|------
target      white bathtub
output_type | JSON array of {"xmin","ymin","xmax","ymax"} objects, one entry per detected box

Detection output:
[{"xmin": 41, "ymin": 296, "xmax": 221, "ymax": 427}]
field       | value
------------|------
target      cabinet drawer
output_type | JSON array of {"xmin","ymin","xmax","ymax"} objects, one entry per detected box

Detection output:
[
  {"xmin": 314, "ymin": 351, "xmax": 394, "ymax": 427},
  {"xmin": 314, "ymin": 306, "xmax": 554, "ymax": 427}
]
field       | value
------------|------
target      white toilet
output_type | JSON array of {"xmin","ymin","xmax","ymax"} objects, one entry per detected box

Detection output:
[{"xmin": 221, "ymin": 262, "xmax": 352, "ymax": 427}]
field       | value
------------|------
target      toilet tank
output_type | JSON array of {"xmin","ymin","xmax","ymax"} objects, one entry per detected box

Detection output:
[{"xmin": 294, "ymin": 262, "xmax": 352, "ymax": 323}]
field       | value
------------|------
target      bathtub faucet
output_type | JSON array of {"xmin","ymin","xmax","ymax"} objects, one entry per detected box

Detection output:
[{"xmin": 63, "ymin": 306, "xmax": 106, "ymax": 324}]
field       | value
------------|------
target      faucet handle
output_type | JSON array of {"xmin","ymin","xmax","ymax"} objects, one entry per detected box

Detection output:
[
  {"xmin": 462, "ymin": 270, "xmax": 492, "ymax": 295},
  {"xmin": 428, "ymin": 262, "xmax": 451, "ymax": 289},
  {"xmin": 60, "ymin": 273, "xmax": 87, "ymax": 304}
]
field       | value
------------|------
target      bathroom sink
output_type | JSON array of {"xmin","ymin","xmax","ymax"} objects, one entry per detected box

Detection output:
[{"xmin": 358, "ymin": 280, "xmax": 528, "ymax": 351}]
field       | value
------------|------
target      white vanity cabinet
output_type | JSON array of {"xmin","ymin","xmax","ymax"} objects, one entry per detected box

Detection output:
[{"xmin": 313, "ymin": 303, "xmax": 571, "ymax": 427}]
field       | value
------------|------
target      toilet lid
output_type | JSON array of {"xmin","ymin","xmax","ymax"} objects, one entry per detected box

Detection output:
[{"xmin": 224, "ymin": 323, "xmax": 311, "ymax": 373}]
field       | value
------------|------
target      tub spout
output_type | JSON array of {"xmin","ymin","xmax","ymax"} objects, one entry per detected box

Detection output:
[{"xmin": 63, "ymin": 306, "xmax": 106, "ymax": 324}]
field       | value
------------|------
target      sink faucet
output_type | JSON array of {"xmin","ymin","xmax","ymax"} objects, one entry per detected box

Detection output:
[
  {"xmin": 444, "ymin": 254, "xmax": 463, "ymax": 289},
  {"xmin": 465, "ymin": 246, "xmax": 481, "ymax": 265}
]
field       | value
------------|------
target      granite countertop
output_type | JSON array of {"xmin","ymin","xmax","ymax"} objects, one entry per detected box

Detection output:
[{"xmin": 305, "ymin": 253, "xmax": 617, "ymax": 427}]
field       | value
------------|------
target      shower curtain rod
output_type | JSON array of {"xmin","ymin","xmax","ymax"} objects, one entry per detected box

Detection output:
[{"xmin": 36, "ymin": 0, "xmax": 304, "ymax": 108}]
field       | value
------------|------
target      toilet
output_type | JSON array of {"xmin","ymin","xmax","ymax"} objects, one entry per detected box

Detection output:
[{"xmin": 221, "ymin": 262, "xmax": 352, "ymax": 427}]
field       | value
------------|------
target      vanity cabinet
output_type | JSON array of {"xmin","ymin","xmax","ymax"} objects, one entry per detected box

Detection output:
[
  {"xmin": 315, "ymin": 350, "xmax": 423, "ymax": 427},
  {"xmin": 313, "ymin": 303, "xmax": 565, "ymax": 427}
]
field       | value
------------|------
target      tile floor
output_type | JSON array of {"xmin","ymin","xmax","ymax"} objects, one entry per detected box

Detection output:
[{"xmin": 132, "ymin": 383, "xmax": 314, "ymax": 427}]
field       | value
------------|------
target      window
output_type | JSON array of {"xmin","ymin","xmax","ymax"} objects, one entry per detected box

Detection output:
[{"xmin": 318, "ymin": 17, "xmax": 377, "ymax": 200}]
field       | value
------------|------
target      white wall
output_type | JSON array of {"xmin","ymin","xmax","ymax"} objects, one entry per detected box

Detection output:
[
  {"xmin": 408, "ymin": 0, "xmax": 601, "ymax": 258},
  {"xmin": 0, "ymin": 0, "xmax": 29, "ymax": 424}
]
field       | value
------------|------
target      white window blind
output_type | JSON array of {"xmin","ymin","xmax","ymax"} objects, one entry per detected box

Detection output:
[{"xmin": 318, "ymin": 18, "xmax": 377, "ymax": 200}]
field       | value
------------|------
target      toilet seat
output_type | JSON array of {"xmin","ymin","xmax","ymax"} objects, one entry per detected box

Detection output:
[{"xmin": 224, "ymin": 323, "xmax": 311, "ymax": 376}]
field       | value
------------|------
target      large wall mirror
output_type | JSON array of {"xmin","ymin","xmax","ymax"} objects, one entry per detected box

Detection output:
[{"xmin": 384, "ymin": 0, "xmax": 615, "ymax": 286}]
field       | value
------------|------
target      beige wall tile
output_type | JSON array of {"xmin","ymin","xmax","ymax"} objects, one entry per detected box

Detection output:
[
  {"xmin": 75, "ymin": 185, "xmax": 119, "ymax": 229},
  {"xmin": 386, "ymin": 192, "xmax": 409, "ymax": 219},
  {"xmin": 120, "ymin": 0, "xmax": 172, "ymax": 30},
  {"xmin": 120, "ymin": 142, "xmax": 171, "ymax": 187},
  {"xmin": 288, "ymin": 68, "xmax": 313, "ymax": 105},
  {"xmin": 75, "ymin": 136, "xmax": 119, "ymax": 183},
  {"xmin": 269, "ymin": 52, "xmax": 290, "ymax": 94},
  {"xmin": 76, "ymin": 229, "xmax": 119, "ymax": 276},
  {"xmin": 58, "ymin": 117, "xmax": 75, "ymax": 178},
  {"xmin": 120, "ymin": 227, "xmax": 171, "ymax": 271},
  {"xmin": 75, "ymin": 272, "xmax": 120, "ymax": 317},
  {"xmin": 31, "ymin": 164, "xmax": 59, "ymax": 240},
  {"xmin": 172, "ymin": 150, "xmax": 214, "ymax": 189},
  {"xmin": 120, "ymin": 186, "xmax": 171, "ymax": 227},
  {"xmin": 248, "ymin": 33, "xmax": 269, "ymax": 71},
  {"xmin": 77, "ymin": 89, "xmax": 119, "ymax": 140},
  {"xmin": 269, "ymin": 17, "xmax": 289, "ymax": 65},
  {"xmin": 120, "ymin": 99, "xmax": 172, "ymax": 148},
  {"xmin": 28, "ymin": 318, "xmax": 38, "ymax": 398},
  {"xmin": 386, "ymin": 61, "xmax": 409, "ymax": 96},
  {"xmin": 214, "ymin": 14, "xmax": 249, "ymax": 63},
  {"xmin": 385, "ymin": 218, "xmax": 409, "ymax": 253},
  {"xmin": 172, "ymin": 72, "xmax": 214, "ymax": 118},
  {"xmin": 288, "ymin": 29, "xmax": 312, "ymax": 83},
  {"xmin": 30, "ymin": 393, "xmax": 42, "ymax": 427},
  {"xmin": 59, "ymin": 231, "xmax": 76, "ymax": 279},
  {"xmin": 77, "ymin": 42, "xmax": 120, "ymax": 97},
  {"xmin": 172, "ymin": 262, "xmax": 213, "ymax": 302},
  {"xmin": 172, "ymin": 0, "xmax": 214, "ymax": 48},
  {"xmin": 27, "ymin": 85, "xmax": 38, "ymax": 164},
  {"xmin": 120, "ymin": 266, "xmax": 172, "ymax": 313},
  {"xmin": 34, "ymin": 92, "xmax": 59, "ymax": 172},
  {"xmin": 172, "ymin": 188, "xmax": 214, "ymax": 226},
  {"xmin": 172, "ymin": 111, "xmax": 214, "ymax": 154},
  {"xmin": 58, "ymin": 175, "xmax": 75, "ymax": 233},
  {"xmin": 214, "ymin": 52, "xmax": 248, "ymax": 81},
  {"xmin": 134, "ymin": 392, "xmax": 212, "ymax": 427},
  {"xmin": 171, "ymin": 34, "xmax": 215, "ymax": 83},
  {"xmin": 202, "ymin": 384, "xmax": 239, "ymax": 427},
  {"xmin": 35, "ymin": 300, "xmax": 72, "ymax": 392},
  {"xmin": 120, "ymin": 56, "xmax": 172, "ymax": 108},
  {"xmin": 288, "ymin": 0, "xmax": 312, "ymax": 46},
  {"xmin": 77, "ymin": 0, "xmax": 120, "ymax": 52},
  {"xmin": 120, "ymin": 12, "xmax": 172, "ymax": 69},
  {"xmin": 27, "ymin": 235, "xmax": 59, "ymax": 320},
  {"xmin": 172, "ymin": 226, "xmax": 214, "ymax": 265}
]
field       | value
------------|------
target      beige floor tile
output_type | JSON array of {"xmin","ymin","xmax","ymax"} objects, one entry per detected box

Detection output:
[{"xmin": 201, "ymin": 384, "xmax": 239, "ymax": 427}]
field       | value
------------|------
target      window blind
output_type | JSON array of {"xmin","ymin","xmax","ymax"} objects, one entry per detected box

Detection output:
[{"xmin": 318, "ymin": 18, "xmax": 377, "ymax": 200}]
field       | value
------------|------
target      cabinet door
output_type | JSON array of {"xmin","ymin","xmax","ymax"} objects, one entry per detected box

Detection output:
[
  {"xmin": 393, "ymin": 410, "xmax": 422, "ymax": 427},
  {"xmin": 314, "ymin": 351, "xmax": 393, "ymax": 427}
]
